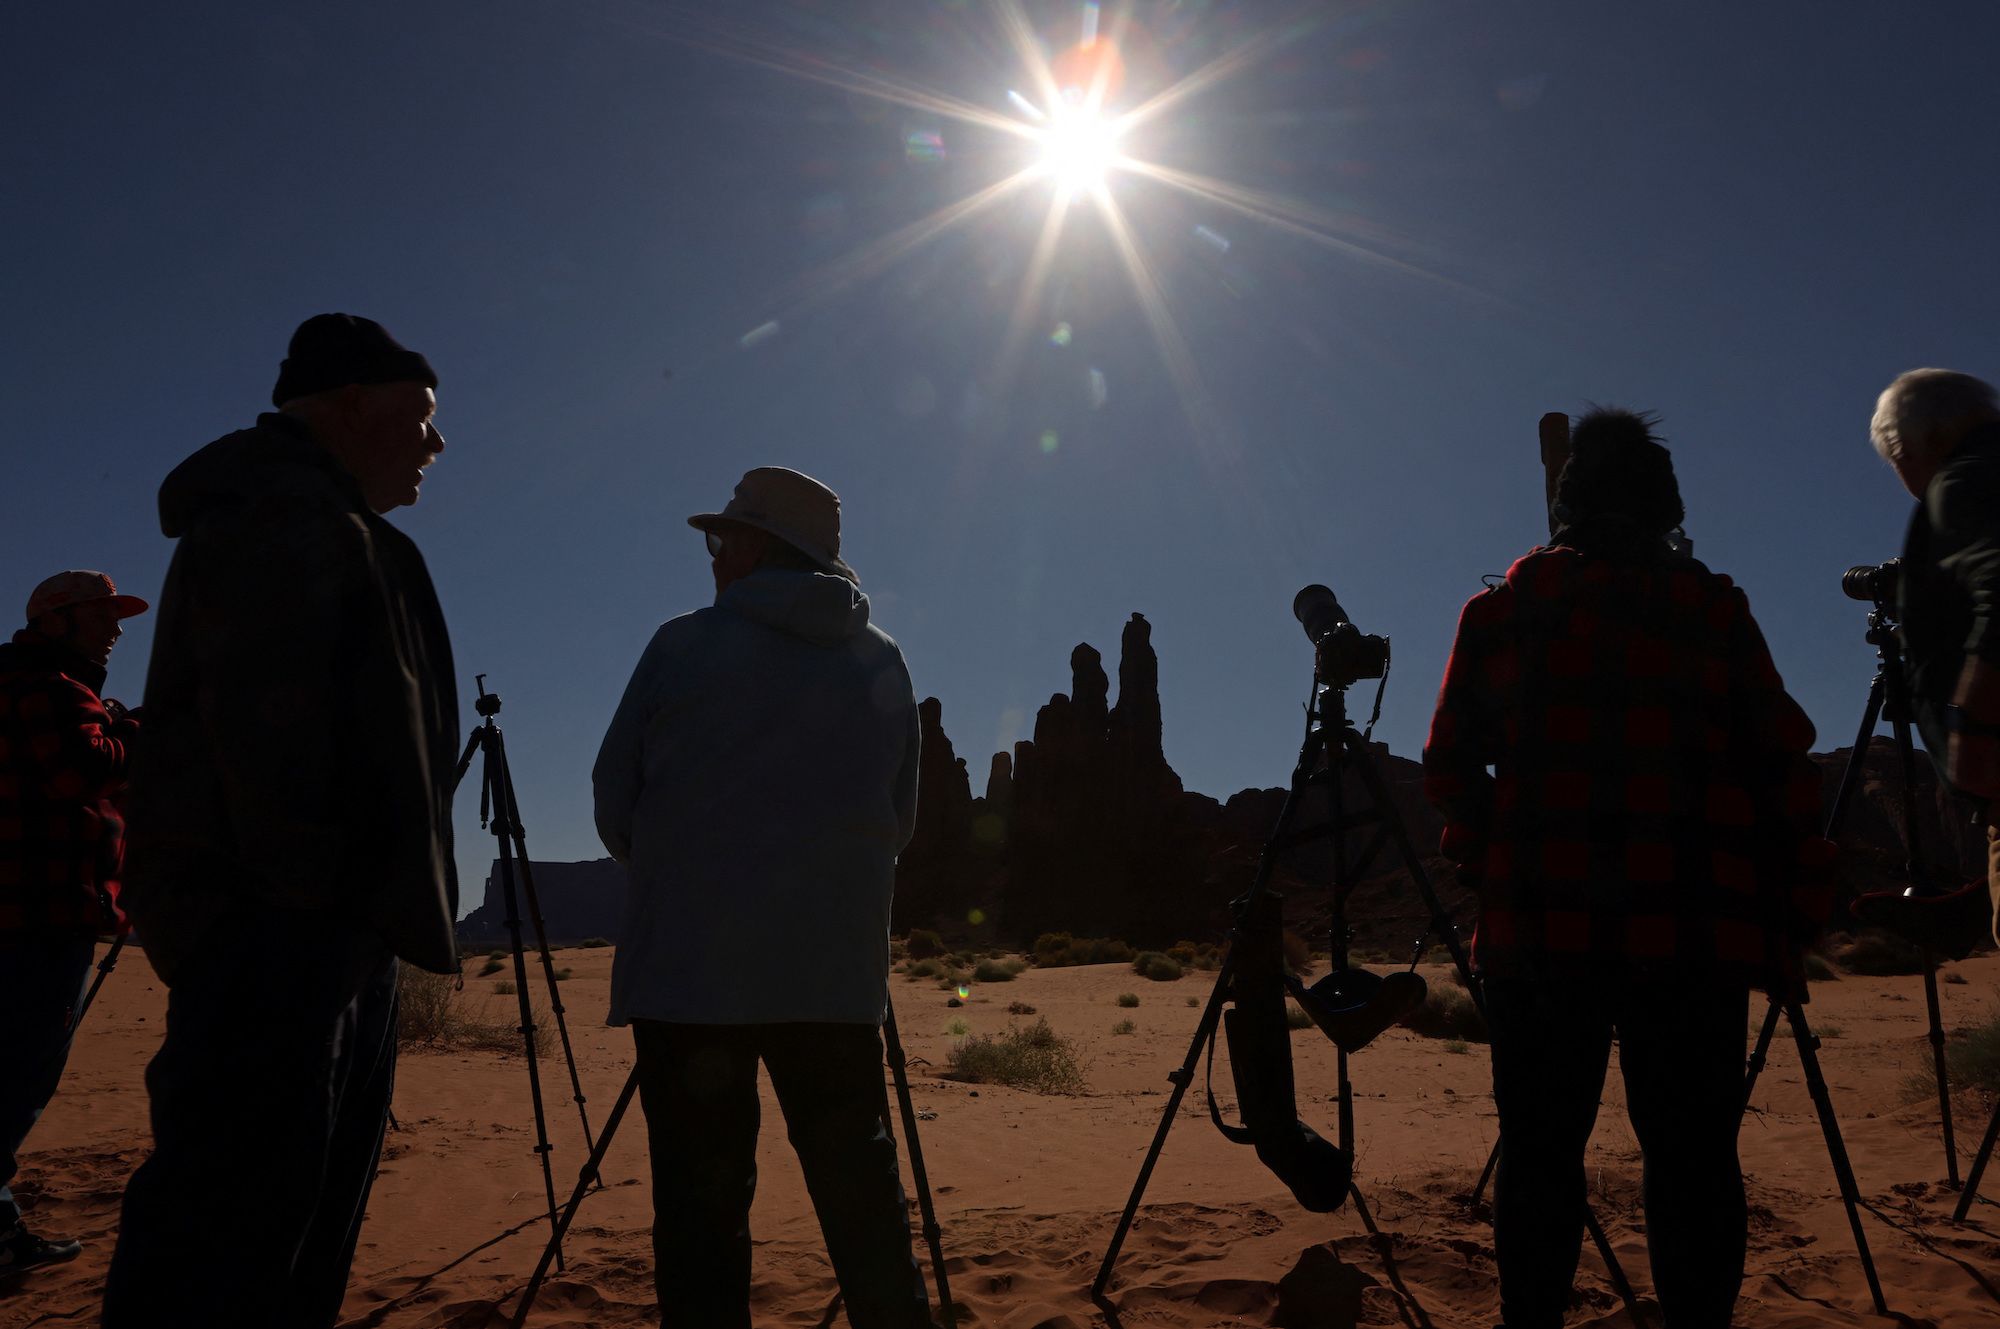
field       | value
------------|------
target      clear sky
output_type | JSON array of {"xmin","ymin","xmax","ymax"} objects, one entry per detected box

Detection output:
[{"xmin": 9, "ymin": 2, "xmax": 2000, "ymax": 909}]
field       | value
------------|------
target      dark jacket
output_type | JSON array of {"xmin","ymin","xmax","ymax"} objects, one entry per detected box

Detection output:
[
  {"xmin": 0, "ymin": 633, "xmax": 136, "ymax": 937},
  {"xmin": 124, "ymin": 413, "xmax": 460, "ymax": 983},
  {"xmin": 1423, "ymin": 540, "xmax": 1832, "ymax": 989},
  {"xmin": 1898, "ymin": 424, "xmax": 2000, "ymax": 781}
]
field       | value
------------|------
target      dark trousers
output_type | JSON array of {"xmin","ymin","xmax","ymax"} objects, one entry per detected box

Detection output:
[
  {"xmin": 1485, "ymin": 978, "xmax": 1750, "ymax": 1329},
  {"xmin": 103, "ymin": 913, "xmax": 399, "ymax": 1329},
  {"xmin": 631, "ymin": 1019, "xmax": 931, "ymax": 1329},
  {"xmin": 0, "ymin": 933, "xmax": 96, "ymax": 1231}
]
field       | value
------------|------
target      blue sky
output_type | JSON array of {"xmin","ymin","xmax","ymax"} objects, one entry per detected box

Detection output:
[{"xmin": 9, "ymin": 2, "xmax": 2000, "ymax": 905}]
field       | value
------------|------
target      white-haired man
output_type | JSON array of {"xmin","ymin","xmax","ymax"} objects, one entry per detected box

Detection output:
[
  {"xmin": 593, "ymin": 466, "xmax": 929, "ymax": 1329},
  {"xmin": 1870, "ymin": 368, "xmax": 2000, "ymax": 942}
]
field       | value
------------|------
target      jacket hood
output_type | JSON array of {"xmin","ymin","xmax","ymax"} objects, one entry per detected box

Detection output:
[
  {"xmin": 1504, "ymin": 542, "xmax": 1719, "ymax": 596},
  {"xmin": 158, "ymin": 413, "xmax": 363, "ymax": 539},
  {"xmin": 0, "ymin": 631, "xmax": 106, "ymax": 694},
  {"xmin": 718, "ymin": 568, "xmax": 872, "ymax": 644}
]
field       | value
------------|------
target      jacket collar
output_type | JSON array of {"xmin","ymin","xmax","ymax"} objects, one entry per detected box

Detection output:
[{"xmin": 1, "ymin": 629, "xmax": 107, "ymax": 694}]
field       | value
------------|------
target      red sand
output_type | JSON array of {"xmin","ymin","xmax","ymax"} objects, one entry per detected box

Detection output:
[{"xmin": 8, "ymin": 947, "xmax": 1999, "ymax": 1327}]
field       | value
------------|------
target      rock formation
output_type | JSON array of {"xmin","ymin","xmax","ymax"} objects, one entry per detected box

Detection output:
[{"xmin": 891, "ymin": 697, "xmax": 976, "ymax": 931}]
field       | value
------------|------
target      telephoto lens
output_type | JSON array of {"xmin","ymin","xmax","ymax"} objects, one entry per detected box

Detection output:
[{"xmin": 1842, "ymin": 559, "xmax": 1901, "ymax": 604}]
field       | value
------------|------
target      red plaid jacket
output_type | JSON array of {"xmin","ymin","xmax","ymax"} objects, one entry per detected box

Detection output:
[
  {"xmin": 1422, "ymin": 546, "xmax": 1832, "ymax": 989},
  {"xmin": 0, "ymin": 633, "xmax": 135, "ymax": 937}
]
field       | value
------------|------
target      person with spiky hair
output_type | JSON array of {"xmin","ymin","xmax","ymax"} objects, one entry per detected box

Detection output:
[
  {"xmin": 1423, "ymin": 409, "xmax": 1831, "ymax": 1329},
  {"xmin": 1870, "ymin": 368, "xmax": 2000, "ymax": 945}
]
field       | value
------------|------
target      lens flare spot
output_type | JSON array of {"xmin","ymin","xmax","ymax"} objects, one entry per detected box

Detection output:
[
  {"xmin": 967, "ymin": 907, "xmax": 987, "ymax": 925},
  {"xmin": 1039, "ymin": 429, "xmax": 1060, "ymax": 454},
  {"xmin": 1050, "ymin": 321, "xmax": 1073, "ymax": 347},
  {"xmin": 904, "ymin": 128, "xmax": 946, "ymax": 163},
  {"xmin": 956, "ymin": 984, "xmax": 971, "ymax": 1000}
]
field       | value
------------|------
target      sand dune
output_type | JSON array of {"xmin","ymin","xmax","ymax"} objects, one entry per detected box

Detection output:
[{"xmin": 8, "ymin": 947, "xmax": 1998, "ymax": 1327}]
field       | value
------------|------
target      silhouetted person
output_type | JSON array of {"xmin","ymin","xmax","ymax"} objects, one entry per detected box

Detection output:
[
  {"xmin": 104, "ymin": 315, "xmax": 459, "ymax": 1328},
  {"xmin": 0, "ymin": 572, "xmax": 145, "ymax": 1280},
  {"xmin": 1424, "ymin": 410, "xmax": 1829, "ymax": 1329},
  {"xmin": 1870, "ymin": 369, "xmax": 2000, "ymax": 943},
  {"xmin": 593, "ymin": 467, "xmax": 929, "ymax": 1329}
]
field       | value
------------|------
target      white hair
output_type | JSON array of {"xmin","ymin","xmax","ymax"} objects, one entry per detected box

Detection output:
[{"xmin": 1871, "ymin": 368, "xmax": 2000, "ymax": 468}]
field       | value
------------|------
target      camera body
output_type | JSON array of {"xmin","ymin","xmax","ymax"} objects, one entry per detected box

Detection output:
[
  {"xmin": 1842, "ymin": 558, "xmax": 1901, "ymax": 605},
  {"xmin": 1292, "ymin": 585, "xmax": 1390, "ymax": 688}
]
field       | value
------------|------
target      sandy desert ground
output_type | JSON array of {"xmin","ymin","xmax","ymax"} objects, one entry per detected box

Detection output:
[{"xmin": 7, "ymin": 945, "xmax": 1999, "ymax": 1328}]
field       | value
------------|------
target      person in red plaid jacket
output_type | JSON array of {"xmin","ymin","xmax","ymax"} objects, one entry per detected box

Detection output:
[
  {"xmin": 0, "ymin": 570, "xmax": 146, "ymax": 1280},
  {"xmin": 1423, "ymin": 410, "xmax": 1831, "ymax": 1329}
]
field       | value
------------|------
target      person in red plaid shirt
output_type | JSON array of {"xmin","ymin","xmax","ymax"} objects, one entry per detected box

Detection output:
[
  {"xmin": 0, "ymin": 570, "xmax": 146, "ymax": 1280},
  {"xmin": 1423, "ymin": 410, "xmax": 1830, "ymax": 1329}
]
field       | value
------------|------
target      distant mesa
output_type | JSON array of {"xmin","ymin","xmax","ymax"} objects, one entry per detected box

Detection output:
[
  {"xmin": 457, "ymin": 625, "xmax": 1993, "ymax": 961},
  {"xmin": 457, "ymin": 858, "xmax": 623, "ymax": 949}
]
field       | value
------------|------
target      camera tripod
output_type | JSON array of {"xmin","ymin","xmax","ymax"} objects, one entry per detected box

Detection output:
[
  {"xmin": 506, "ymin": 997, "xmax": 956, "ymax": 1329},
  {"xmin": 452, "ymin": 676, "xmax": 600, "ymax": 1271},
  {"xmin": 1093, "ymin": 675, "xmax": 1645, "ymax": 1324}
]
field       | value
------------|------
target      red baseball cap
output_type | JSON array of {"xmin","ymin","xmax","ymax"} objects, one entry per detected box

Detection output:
[{"xmin": 26, "ymin": 571, "xmax": 149, "ymax": 622}]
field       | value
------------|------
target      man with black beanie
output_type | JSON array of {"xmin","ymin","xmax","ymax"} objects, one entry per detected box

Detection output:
[
  {"xmin": 1423, "ymin": 410, "xmax": 1832, "ymax": 1328},
  {"xmin": 103, "ymin": 314, "xmax": 459, "ymax": 1328}
]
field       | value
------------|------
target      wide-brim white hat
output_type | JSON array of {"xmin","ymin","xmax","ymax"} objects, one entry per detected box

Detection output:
[{"xmin": 689, "ymin": 466, "xmax": 858, "ymax": 582}]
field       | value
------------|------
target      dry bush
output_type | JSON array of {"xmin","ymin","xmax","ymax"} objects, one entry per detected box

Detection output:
[
  {"xmin": 905, "ymin": 929, "xmax": 946, "ymax": 959},
  {"xmin": 1400, "ymin": 983, "xmax": 1489, "ymax": 1043},
  {"xmin": 973, "ymin": 957, "xmax": 1024, "ymax": 983},
  {"xmin": 1006, "ymin": 1000, "xmax": 1038, "ymax": 1015},
  {"xmin": 397, "ymin": 966, "xmax": 551, "ymax": 1056},
  {"xmin": 944, "ymin": 1018, "xmax": 1087, "ymax": 1094},
  {"xmin": 1132, "ymin": 951, "xmax": 1184, "ymax": 982},
  {"xmin": 1116, "ymin": 992, "xmax": 1140, "ymax": 1008},
  {"xmin": 1032, "ymin": 933, "xmax": 1134, "ymax": 967},
  {"xmin": 1825, "ymin": 929, "xmax": 1930, "ymax": 976},
  {"xmin": 579, "ymin": 936, "xmax": 613, "ymax": 949},
  {"xmin": 904, "ymin": 958, "xmax": 949, "ymax": 980},
  {"xmin": 1111, "ymin": 1019, "xmax": 1137, "ymax": 1036},
  {"xmin": 1803, "ymin": 951, "xmax": 1838, "ymax": 982},
  {"xmin": 1286, "ymin": 1003, "xmax": 1314, "ymax": 1030},
  {"xmin": 494, "ymin": 980, "xmax": 517, "ymax": 995},
  {"xmin": 1906, "ymin": 1005, "xmax": 2000, "ymax": 1101}
]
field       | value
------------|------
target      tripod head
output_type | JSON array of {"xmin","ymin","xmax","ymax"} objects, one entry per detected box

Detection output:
[{"xmin": 476, "ymin": 673, "xmax": 503, "ymax": 719}]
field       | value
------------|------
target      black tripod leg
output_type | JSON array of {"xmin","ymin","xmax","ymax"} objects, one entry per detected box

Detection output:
[
  {"xmin": 492, "ymin": 732, "xmax": 600, "ymax": 1158},
  {"xmin": 492, "ymin": 770, "xmax": 567, "ymax": 1271},
  {"xmin": 1953, "ymin": 1094, "xmax": 2000, "ymax": 1223},
  {"xmin": 1093, "ymin": 959, "xmax": 1233, "ymax": 1299},
  {"xmin": 881, "ymin": 1000, "xmax": 955, "ymax": 1328},
  {"xmin": 1742, "ymin": 998, "xmax": 1782, "ymax": 1107},
  {"xmin": 1471, "ymin": 1138, "xmax": 1498, "ymax": 1207},
  {"xmin": 1921, "ymin": 964, "xmax": 1960, "ymax": 1186},
  {"xmin": 510, "ymin": 1066, "xmax": 642, "ymax": 1329},
  {"xmin": 1784, "ymin": 1001, "xmax": 1888, "ymax": 1315}
]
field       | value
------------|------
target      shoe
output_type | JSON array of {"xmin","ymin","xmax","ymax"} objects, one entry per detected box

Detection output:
[{"xmin": 0, "ymin": 1224, "xmax": 83, "ymax": 1280}]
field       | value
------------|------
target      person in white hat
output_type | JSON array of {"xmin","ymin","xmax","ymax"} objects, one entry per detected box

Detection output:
[
  {"xmin": 593, "ymin": 466, "xmax": 931, "ymax": 1329},
  {"xmin": 0, "ymin": 570, "xmax": 146, "ymax": 1279}
]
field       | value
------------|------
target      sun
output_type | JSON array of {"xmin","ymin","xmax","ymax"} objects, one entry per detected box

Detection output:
[{"xmin": 1034, "ymin": 102, "xmax": 1123, "ymax": 195}]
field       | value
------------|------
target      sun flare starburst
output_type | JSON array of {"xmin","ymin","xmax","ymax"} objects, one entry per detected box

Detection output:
[{"xmin": 1033, "ymin": 101, "xmax": 1123, "ymax": 195}]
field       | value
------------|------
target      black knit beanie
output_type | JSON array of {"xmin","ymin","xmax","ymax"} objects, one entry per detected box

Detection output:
[{"xmin": 271, "ymin": 313, "xmax": 437, "ymax": 408}]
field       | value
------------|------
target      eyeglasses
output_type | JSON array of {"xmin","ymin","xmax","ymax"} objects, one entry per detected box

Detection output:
[{"xmin": 705, "ymin": 529, "xmax": 725, "ymax": 558}]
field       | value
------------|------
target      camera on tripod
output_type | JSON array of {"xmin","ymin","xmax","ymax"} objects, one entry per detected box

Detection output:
[
  {"xmin": 1842, "ymin": 558, "xmax": 1902, "ymax": 605},
  {"xmin": 1292, "ymin": 584, "xmax": 1389, "ymax": 688}
]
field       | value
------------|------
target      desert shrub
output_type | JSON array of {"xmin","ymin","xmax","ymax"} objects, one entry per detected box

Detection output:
[
  {"xmin": 1006, "ymin": 1000, "xmax": 1038, "ymax": 1015},
  {"xmin": 973, "ymin": 957, "xmax": 1024, "ymax": 983},
  {"xmin": 1401, "ymin": 984, "xmax": 1489, "ymax": 1042},
  {"xmin": 1185, "ymin": 996, "xmax": 1200, "ymax": 1008},
  {"xmin": 935, "ymin": 970, "xmax": 971, "ymax": 991},
  {"xmin": 945, "ymin": 1018, "xmax": 970, "ymax": 1036},
  {"xmin": 1825, "ymin": 929, "xmax": 1929, "ymax": 976},
  {"xmin": 1167, "ymin": 942, "xmax": 1198, "ymax": 964},
  {"xmin": 1286, "ymin": 1004, "xmax": 1314, "ymax": 1030},
  {"xmin": 494, "ymin": 980, "xmax": 517, "ymax": 995},
  {"xmin": 1443, "ymin": 1039, "xmax": 1471, "ymax": 1055},
  {"xmin": 946, "ymin": 997, "xmax": 964, "ymax": 1008},
  {"xmin": 397, "ymin": 967, "xmax": 550, "ymax": 1056},
  {"xmin": 906, "ymin": 929, "xmax": 946, "ymax": 959},
  {"xmin": 905, "ymin": 958, "xmax": 948, "ymax": 980},
  {"xmin": 1281, "ymin": 930, "xmax": 1317, "ymax": 978},
  {"xmin": 486, "ymin": 948, "xmax": 508, "ymax": 960},
  {"xmin": 1945, "ymin": 969, "xmax": 1969, "ymax": 985},
  {"xmin": 552, "ymin": 967, "xmax": 572, "ymax": 981},
  {"xmin": 1132, "ymin": 952, "xmax": 1184, "ymax": 982},
  {"xmin": 1909, "ymin": 1006, "xmax": 2000, "ymax": 1101},
  {"xmin": 478, "ymin": 956, "xmax": 506, "ymax": 977},
  {"xmin": 1803, "ymin": 952, "xmax": 1837, "ymax": 982},
  {"xmin": 1032, "ymin": 933, "xmax": 1134, "ymax": 967},
  {"xmin": 579, "ymin": 937, "xmax": 613, "ymax": 949},
  {"xmin": 945, "ymin": 1018, "xmax": 1087, "ymax": 1094},
  {"xmin": 1116, "ymin": 992, "xmax": 1140, "ymax": 1008},
  {"xmin": 1111, "ymin": 1019, "xmax": 1137, "ymax": 1036}
]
